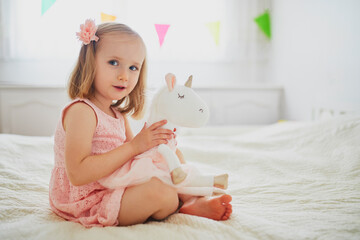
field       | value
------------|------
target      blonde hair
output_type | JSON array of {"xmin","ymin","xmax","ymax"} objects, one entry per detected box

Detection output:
[{"xmin": 68, "ymin": 22, "xmax": 147, "ymax": 119}]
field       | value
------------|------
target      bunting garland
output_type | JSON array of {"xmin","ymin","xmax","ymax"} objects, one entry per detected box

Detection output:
[
  {"xmin": 254, "ymin": 10, "xmax": 271, "ymax": 39},
  {"xmin": 41, "ymin": 0, "xmax": 56, "ymax": 15},
  {"xmin": 101, "ymin": 12, "xmax": 117, "ymax": 23},
  {"xmin": 40, "ymin": 5, "xmax": 225, "ymax": 48},
  {"xmin": 206, "ymin": 21, "xmax": 221, "ymax": 45},
  {"xmin": 154, "ymin": 24, "xmax": 171, "ymax": 47}
]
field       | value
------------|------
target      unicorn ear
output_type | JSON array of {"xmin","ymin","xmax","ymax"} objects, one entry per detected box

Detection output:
[{"xmin": 165, "ymin": 73, "xmax": 176, "ymax": 91}]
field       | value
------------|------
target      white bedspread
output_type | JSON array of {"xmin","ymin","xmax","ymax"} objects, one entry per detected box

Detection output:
[{"xmin": 0, "ymin": 116, "xmax": 359, "ymax": 240}]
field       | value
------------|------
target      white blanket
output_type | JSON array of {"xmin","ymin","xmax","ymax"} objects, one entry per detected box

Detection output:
[{"xmin": 0, "ymin": 116, "xmax": 359, "ymax": 240}]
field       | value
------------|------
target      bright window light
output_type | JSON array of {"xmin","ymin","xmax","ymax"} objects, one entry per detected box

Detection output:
[{"xmin": 2, "ymin": 0, "xmax": 237, "ymax": 62}]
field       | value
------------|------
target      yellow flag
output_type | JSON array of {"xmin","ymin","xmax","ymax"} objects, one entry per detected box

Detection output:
[
  {"xmin": 101, "ymin": 12, "xmax": 116, "ymax": 23},
  {"xmin": 206, "ymin": 21, "xmax": 220, "ymax": 45}
]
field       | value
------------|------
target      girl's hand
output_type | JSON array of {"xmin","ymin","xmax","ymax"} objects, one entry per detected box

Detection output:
[{"xmin": 130, "ymin": 120, "xmax": 174, "ymax": 155}]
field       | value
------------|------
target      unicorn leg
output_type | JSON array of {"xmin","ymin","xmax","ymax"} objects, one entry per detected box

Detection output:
[
  {"xmin": 186, "ymin": 173, "xmax": 228, "ymax": 189},
  {"xmin": 181, "ymin": 174, "xmax": 226, "ymax": 196},
  {"xmin": 186, "ymin": 174, "xmax": 214, "ymax": 188},
  {"xmin": 214, "ymin": 174, "xmax": 228, "ymax": 189},
  {"xmin": 186, "ymin": 172, "xmax": 228, "ymax": 191},
  {"xmin": 158, "ymin": 144, "xmax": 187, "ymax": 184}
]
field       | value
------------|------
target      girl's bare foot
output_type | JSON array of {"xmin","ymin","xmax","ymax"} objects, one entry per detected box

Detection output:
[
  {"xmin": 179, "ymin": 194, "xmax": 232, "ymax": 221},
  {"xmin": 171, "ymin": 167, "xmax": 187, "ymax": 184},
  {"xmin": 214, "ymin": 174, "xmax": 228, "ymax": 189}
]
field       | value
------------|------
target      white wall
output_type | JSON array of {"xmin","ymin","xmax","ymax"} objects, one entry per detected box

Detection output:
[
  {"xmin": 4, "ymin": 0, "xmax": 360, "ymax": 122},
  {"xmin": 270, "ymin": 0, "xmax": 360, "ymax": 120}
]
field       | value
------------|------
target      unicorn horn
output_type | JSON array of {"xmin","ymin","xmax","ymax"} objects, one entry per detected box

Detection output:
[{"xmin": 185, "ymin": 75, "xmax": 193, "ymax": 88}]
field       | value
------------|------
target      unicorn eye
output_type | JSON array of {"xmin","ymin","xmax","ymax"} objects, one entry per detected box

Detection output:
[{"xmin": 178, "ymin": 93, "xmax": 185, "ymax": 99}]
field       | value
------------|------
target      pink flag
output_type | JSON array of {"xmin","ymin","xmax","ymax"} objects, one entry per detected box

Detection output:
[{"xmin": 155, "ymin": 24, "xmax": 170, "ymax": 47}]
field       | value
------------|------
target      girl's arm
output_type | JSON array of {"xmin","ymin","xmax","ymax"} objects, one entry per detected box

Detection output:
[
  {"xmin": 176, "ymin": 148, "xmax": 186, "ymax": 164},
  {"xmin": 64, "ymin": 102, "xmax": 172, "ymax": 186},
  {"xmin": 123, "ymin": 115, "xmax": 134, "ymax": 142}
]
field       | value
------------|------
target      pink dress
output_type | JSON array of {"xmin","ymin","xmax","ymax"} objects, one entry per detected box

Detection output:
[
  {"xmin": 49, "ymin": 98, "xmax": 128, "ymax": 227},
  {"xmin": 49, "ymin": 99, "xmax": 214, "ymax": 227}
]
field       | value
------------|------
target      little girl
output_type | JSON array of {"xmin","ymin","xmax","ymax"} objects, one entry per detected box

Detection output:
[{"xmin": 49, "ymin": 19, "xmax": 232, "ymax": 227}]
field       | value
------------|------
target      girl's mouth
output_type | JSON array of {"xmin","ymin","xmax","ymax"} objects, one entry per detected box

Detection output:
[{"xmin": 113, "ymin": 85, "xmax": 126, "ymax": 90}]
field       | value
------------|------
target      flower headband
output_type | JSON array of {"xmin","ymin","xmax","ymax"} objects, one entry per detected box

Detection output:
[{"xmin": 76, "ymin": 19, "xmax": 99, "ymax": 45}]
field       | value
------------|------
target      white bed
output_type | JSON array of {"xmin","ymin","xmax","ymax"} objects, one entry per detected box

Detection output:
[{"xmin": 0, "ymin": 116, "xmax": 359, "ymax": 240}]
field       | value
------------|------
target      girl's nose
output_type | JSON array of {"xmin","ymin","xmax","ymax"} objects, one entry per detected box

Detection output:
[
  {"xmin": 117, "ymin": 70, "xmax": 128, "ymax": 81},
  {"xmin": 117, "ymin": 75, "xmax": 128, "ymax": 81}
]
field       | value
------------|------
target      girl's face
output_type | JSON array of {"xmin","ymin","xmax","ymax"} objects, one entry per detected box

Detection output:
[{"xmin": 93, "ymin": 33, "xmax": 146, "ymax": 106}]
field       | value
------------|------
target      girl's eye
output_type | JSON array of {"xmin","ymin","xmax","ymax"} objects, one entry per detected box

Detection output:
[
  {"xmin": 129, "ymin": 66, "xmax": 138, "ymax": 71},
  {"xmin": 109, "ymin": 60, "xmax": 118, "ymax": 66},
  {"xmin": 178, "ymin": 93, "xmax": 185, "ymax": 99}
]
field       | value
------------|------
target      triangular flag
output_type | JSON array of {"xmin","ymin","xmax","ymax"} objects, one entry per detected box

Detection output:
[
  {"xmin": 101, "ymin": 12, "xmax": 117, "ymax": 23},
  {"xmin": 206, "ymin": 21, "xmax": 220, "ymax": 45},
  {"xmin": 41, "ymin": 0, "xmax": 56, "ymax": 15},
  {"xmin": 155, "ymin": 24, "xmax": 170, "ymax": 47},
  {"xmin": 254, "ymin": 10, "xmax": 271, "ymax": 39}
]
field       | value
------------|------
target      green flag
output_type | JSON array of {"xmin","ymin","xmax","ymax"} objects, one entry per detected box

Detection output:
[
  {"xmin": 41, "ymin": 0, "xmax": 56, "ymax": 15},
  {"xmin": 254, "ymin": 10, "xmax": 271, "ymax": 39}
]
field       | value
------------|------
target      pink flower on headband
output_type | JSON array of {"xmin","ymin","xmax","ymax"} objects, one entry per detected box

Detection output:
[{"xmin": 76, "ymin": 19, "xmax": 99, "ymax": 45}]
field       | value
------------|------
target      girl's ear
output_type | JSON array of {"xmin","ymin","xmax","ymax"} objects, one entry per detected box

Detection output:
[{"xmin": 165, "ymin": 73, "xmax": 176, "ymax": 91}]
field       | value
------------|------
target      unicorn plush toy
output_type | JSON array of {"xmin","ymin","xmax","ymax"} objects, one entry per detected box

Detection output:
[{"xmin": 99, "ymin": 73, "xmax": 228, "ymax": 196}]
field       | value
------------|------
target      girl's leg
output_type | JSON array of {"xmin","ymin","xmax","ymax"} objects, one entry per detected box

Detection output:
[
  {"xmin": 178, "ymin": 194, "xmax": 232, "ymax": 221},
  {"xmin": 117, "ymin": 177, "xmax": 179, "ymax": 226}
]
